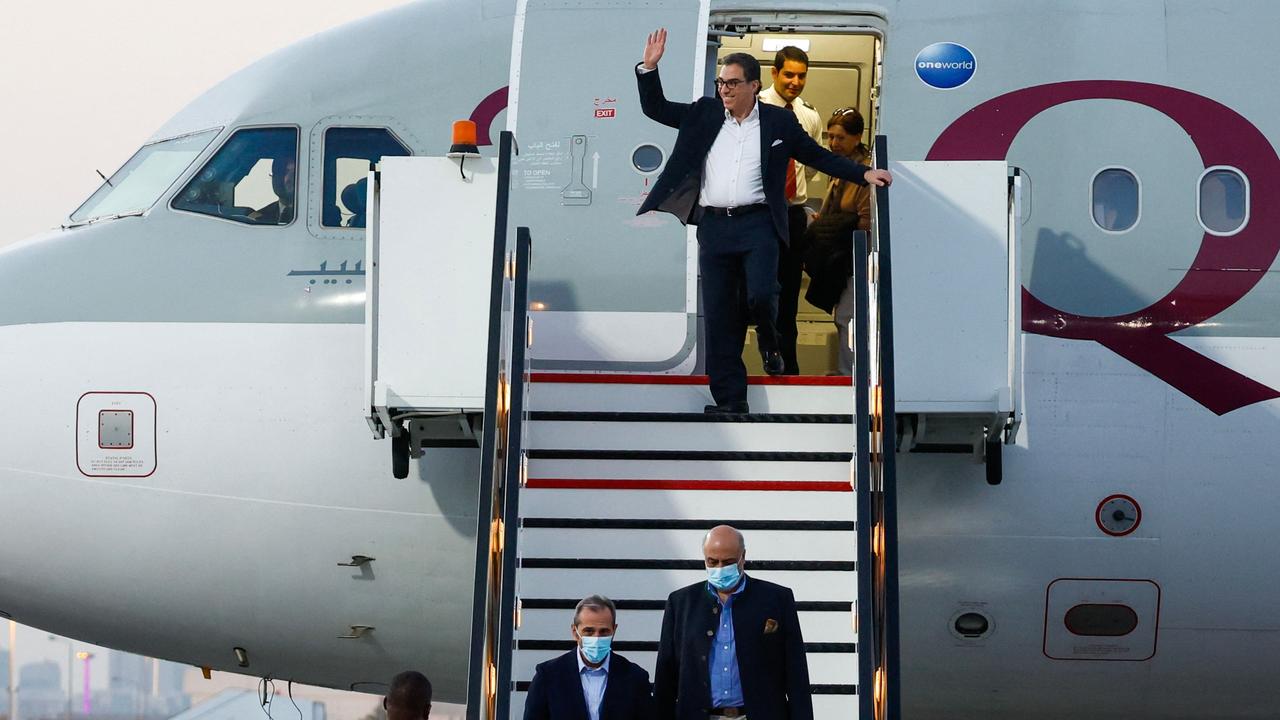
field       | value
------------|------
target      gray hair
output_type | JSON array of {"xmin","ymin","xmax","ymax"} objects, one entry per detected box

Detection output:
[{"xmin": 573, "ymin": 594, "xmax": 617, "ymax": 625}]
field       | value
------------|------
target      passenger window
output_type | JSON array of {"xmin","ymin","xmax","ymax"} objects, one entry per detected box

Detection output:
[
  {"xmin": 1198, "ymin": 167, "xmax": 1248, "ymax": 236},
  {"xmin": 1091, "ymin": 168, "xmax": 1140, "ymax": 233},
  {"xmin": 322, "ymin": 127, "xmax": 411, "ymax": 228},
  {"xmin": 172, "ymin": 127, "xmax": 299, "ymax": 225}
]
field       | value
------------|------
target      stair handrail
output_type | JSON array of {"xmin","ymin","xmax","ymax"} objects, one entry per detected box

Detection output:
[
  {"xmin": 854, "ymin": 135, "xmax": 902, "ymax": 720},
  {"xmin": 466, "ymin": 131, "xmax": 532, "ymax": 720},
  {"xmin": 873, "ymin": 134, "xmax": 902, "ymax": 720},
  {"xmin": 852, "ymin": 226, "xmax": 875, "ymax": 719}
]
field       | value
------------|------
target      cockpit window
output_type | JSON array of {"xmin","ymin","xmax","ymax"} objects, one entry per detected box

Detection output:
[
  {"xmin": 322, "ymin": 127, "xmax": 411, "ymax": 228},
  {"xmin": 172, "ymin": 127, "xmax": 299, "ymax": 225},
  {"xmin": 70, "ymin": 129, "xmax": 219, "ymax": 222}
]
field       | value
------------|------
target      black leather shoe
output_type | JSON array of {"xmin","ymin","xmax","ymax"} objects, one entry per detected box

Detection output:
[
  {"xmin": 762, "ymin": 350, "xmax": 785, "ymax": 376},
  {"xmin": 704, "ymin": 401, "xmax": 750, "ymax": 414}
]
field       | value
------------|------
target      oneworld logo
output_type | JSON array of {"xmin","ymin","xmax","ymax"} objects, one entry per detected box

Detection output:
[{"xmin": 915, "ymin": 42, "xmax": 976, "ymax": 89}]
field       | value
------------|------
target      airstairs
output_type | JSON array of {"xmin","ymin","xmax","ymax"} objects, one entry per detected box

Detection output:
[
  {"xmin": 364, "ymin": 130, "xmax": 1021, "ymax": 720},
  {"xmin": 512, "ymin": 374, "xmax": 859, "ymax": 718}
]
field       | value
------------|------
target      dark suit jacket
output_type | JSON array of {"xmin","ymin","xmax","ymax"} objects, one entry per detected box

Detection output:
[
  {"xmin": 654, "ymin": 578, "xmax": 812, "ymax": 720},
  {"xmin": 523, "ymin": 650, "xmax": 655, "ymax": 720},
  {"xmin": 635, "ymin": 65, "xmax": 872, "ymax": 246}
]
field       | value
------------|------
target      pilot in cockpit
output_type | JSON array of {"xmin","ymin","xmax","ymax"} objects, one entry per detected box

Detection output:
[{"xmin": 248, "ymin": 155, "xmax": 297, "ymax": 224}]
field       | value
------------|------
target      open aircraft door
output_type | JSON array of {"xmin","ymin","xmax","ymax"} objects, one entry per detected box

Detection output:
[{"xmin": 507, "ymin": 0, "xmax": 711, "ymax": 372}]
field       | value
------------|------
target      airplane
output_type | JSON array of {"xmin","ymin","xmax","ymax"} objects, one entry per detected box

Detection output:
[{"xmin": 3, "ymin": 0, "xmax": 1280, "ymax": 718}]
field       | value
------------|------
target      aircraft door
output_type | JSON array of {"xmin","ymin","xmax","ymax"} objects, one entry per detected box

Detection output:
[{"xmin": 507, "ymin": 0, "xmax": 711, "ymax": 371}]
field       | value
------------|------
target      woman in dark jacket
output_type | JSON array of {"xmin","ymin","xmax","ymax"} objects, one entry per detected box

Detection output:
[{"xmin": 803, "ymin": 107, "xmax": 871, "ymax": 374}]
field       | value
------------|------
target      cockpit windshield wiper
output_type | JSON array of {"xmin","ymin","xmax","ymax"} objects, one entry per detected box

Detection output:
[{"xmin": 62, "ymin": 209, "xmax": 145, "ymax": 229}]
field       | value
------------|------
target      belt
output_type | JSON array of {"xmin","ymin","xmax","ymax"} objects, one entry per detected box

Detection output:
[
  {"xmin": 708, "ymin": 708, "xmax": 746, "ymax": 717},
  {"xmin": 702, "ymin": 204, "xmax": 768, "ymax": 217}
]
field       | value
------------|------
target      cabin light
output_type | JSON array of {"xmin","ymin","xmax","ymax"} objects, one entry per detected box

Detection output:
[
  {"xmin": 233, "ymin": 647, "xmax": 249, "ymax": 668},
  {"xmin": 530, "ymin": 301, "xmax": 547, "ymax": 311},
  {"xmin": 761, "ymin": 38, "xmax": 810, "ymax": 52}
]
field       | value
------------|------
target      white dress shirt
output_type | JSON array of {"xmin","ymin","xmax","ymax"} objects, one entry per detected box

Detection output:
[
  {"xmin": 699, "ymin": 102, "xmax": 767, "ymax": 209},
  {"xmin": 577, "ymin": 652, "xmax": 610, "ymax": 720},
  {"xmin": 758, "ymin": 86, "xmax": 822, "ymax": 205}
]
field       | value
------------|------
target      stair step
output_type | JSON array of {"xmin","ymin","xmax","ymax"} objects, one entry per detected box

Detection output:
[
  {"xmin": 521, "ymin": 489, "xmax": 854, "ymax": 518},
  {"xmin": 529, "ymin": 411, "xmax": 853, "ymax": 423},
  {"xmin": 514, "ymin": 640, "xmax": 855, "ymax": 653},
  {"xmin": 526, "ymin": 419, "xmax": 852, "ymax": 452},
  {"xmin": 526, "ymin": 457, "xmax": 851, "ymax": 485},
  {"xmin": 521, "ymin": 558, "xmax": 854, "ymax": 571},
  {"xmin": 522, "ymin": 518, "xmax": 855, "ymax": 530},
  {"xmin": 519, "ymin": 598, "xmax": 853, "ymax": 612},
  {"xmin": 508, "ymin": 691, "xmax": 860, "ymax": 719},
  {"xmin": 513, "ymin": 651, "xmax": 854, "ymax": 686},
  {"xmin": 529, "ymin": 376, "xmax": 852, "ymax": 414},
  {"xmin": 511, "ymin": 682, "xmax": 857, "ymax": 694},
  {"xmin": 521, "ymin": 527, "xmax": 854, "ymax": 561},
  {"xmin": 516, "ymin": 568, "xmax": 856, "ymax": 601},
  {"xmin": 517, "ymin": 608, "xmax": 855, "ymax": 645},
  {"xmin": 527, "ymin": 449, "xmax": 853, "ymax": 462}
]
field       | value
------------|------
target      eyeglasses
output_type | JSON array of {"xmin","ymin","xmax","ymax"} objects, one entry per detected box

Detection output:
[
  {"xmin": 714, "ymin": 78, "xmax": 749, "ymax": 90},
  {"xmin": 832, "ymin": 107, "xmax": 858, "ymax": 117}
]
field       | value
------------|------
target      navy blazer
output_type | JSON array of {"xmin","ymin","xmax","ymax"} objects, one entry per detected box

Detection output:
[
  {"xmin": 635, "ymin": 65, "xmax": 872, "ymax": 246},
  {"xmin": 653, "ymin": 578, "xmax": 812, "ymax": 720},
  {"xmin": 523, "ymin": 650, "xmax": 655, "ymax": 720}
]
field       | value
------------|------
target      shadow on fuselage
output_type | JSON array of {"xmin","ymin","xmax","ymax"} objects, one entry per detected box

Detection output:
[{"xmin": 1026, "ymin": 227, "xmax": 1148, "ymax": 315}]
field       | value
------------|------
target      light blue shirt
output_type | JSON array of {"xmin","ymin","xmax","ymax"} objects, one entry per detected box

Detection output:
[
  {"xmin": 709, "ymin": 576, "xmax": 747, "ymax": 708},
  {"xmin": 577, "ymin": 651, "xmax": 610, "ymax": 720}
]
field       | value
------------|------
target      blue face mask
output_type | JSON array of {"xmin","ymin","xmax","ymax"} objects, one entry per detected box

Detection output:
[
  {"xmin": 706, "ymin": 562, "xmax": 742, "ymax": 591},
  {"xmin": 579, "ymin": 634, "xmax": 612, "ymax": 664}
]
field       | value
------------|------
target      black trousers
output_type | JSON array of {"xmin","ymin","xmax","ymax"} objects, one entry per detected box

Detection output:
[
  {"xmin": 698, "ymin": 210, "xmax": 781, "ymax": 406},
  {"xmin": 777, "ymin": 204, "xmax": 808, "ymax": 375}
]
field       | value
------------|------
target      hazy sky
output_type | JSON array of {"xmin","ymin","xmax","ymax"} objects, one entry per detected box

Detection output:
[{"xmin": 0, "ymin": 0, "xmax": 413, "ymax": 247}]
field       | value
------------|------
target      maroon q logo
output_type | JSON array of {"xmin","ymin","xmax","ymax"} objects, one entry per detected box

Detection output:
[
  {"xmin": 469, "ymin": 86, "xmax": 509, "ymax": 147},
  {"xmin": 928, "ymin": 81, "xmax": 1280, "ymax": 415}
]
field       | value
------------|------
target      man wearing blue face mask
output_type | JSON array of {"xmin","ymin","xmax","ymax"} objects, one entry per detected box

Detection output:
[
  {"xmin": 654, "ymin": 526, "xmax": 812, "ymax": 720},
  {"xmin": 523, "ymin": 594, "xmax": 655, "ymax": 720}
]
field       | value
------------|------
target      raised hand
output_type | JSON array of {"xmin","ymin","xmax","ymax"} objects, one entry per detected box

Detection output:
[{"xmin": 642, "ymin": 28, "xmax": 667, "ymax": 69}]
